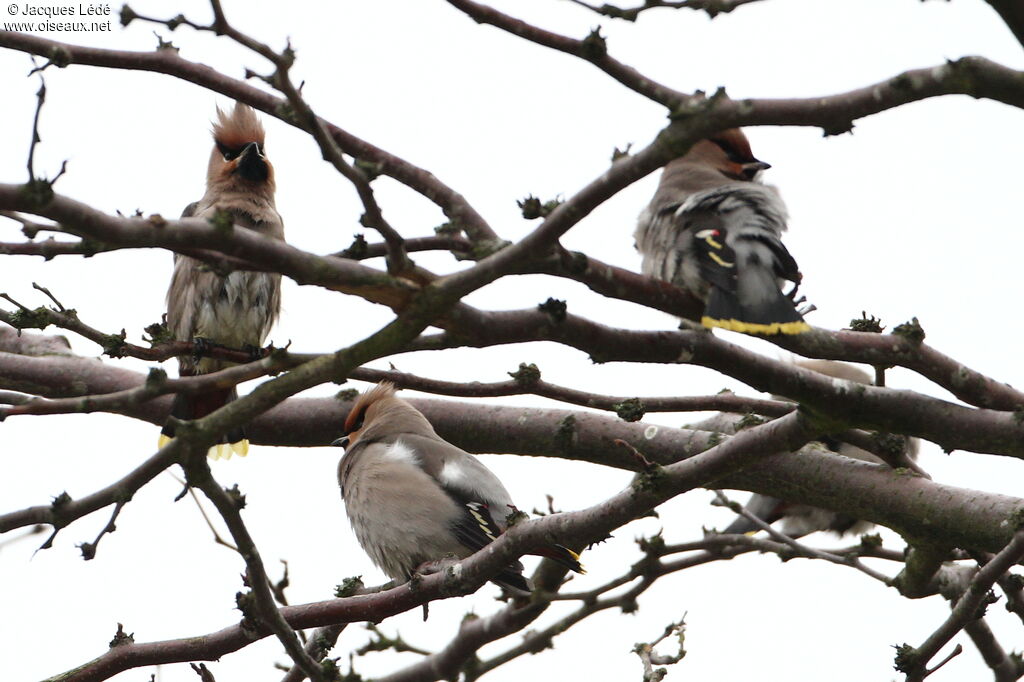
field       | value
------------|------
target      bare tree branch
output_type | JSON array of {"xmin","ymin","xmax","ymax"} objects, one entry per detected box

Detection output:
[
  {"xmin": 185, "ymin": 458, "xmax": 326, "ymax": 682},
  {"xmin": 902, "ymin": 529, "xmax": 1024, "ymax": 682},
  {"xmin": 632, "ymin": 616, "xmax": 687, "ymax": 682},
  {"xmin": 446, "ymin": 0, "xmax": 691, "ymax": 107},
  {"xmin": 566, "ymin": 0, "xmax": 762, "ymax": 21},
  {"xmin": 4, "ymin": 337, "xmax": 1024, "ymax": 554},
  {"xmin": 0, "ymin": 31, "xmax": 501, "ymax": 247},
  {"xmin": 347, "ymin": 365, "xmax": 792, "ymax": 418}
]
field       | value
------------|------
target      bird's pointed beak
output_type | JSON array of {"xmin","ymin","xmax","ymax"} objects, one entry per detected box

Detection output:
[
  {"xmin": 236, "ymin": 142, "xmax": 269, "ymax": 182},
  {"xmin": 741, "ymin": 159, "xmax": 771, "ymax": 180},
  {"xmin": 331, "ymin": 436, "xmax": 350, "ymax": 448}
]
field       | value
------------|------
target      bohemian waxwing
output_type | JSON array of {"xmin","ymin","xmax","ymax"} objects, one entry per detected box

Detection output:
[
  {"xmin": 159, "ymin": 102, "xmax": 284, "ymax": 460},
  {"xmin": 722, "ymin": 359, "xmax": 919, "ymax": 537},
  {"xmin": 635, "ymin": 128, "xmax": 809, "ymax": 335},
  {"xmin": 333, "ymin": 382, "xmax": 584, "ymax": 594}
]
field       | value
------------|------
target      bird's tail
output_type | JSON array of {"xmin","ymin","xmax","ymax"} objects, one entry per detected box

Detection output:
[
  {"xmin": 535, "ymin": 544, "xmax": 586, "ymax": 574},
  {"xmin": 702, "ymin": 284, "xmax": 809, "ymax": 335},
  {"xmin": 158, "ymin": 387, "xmax": 249, "ymax": 460},
  {"xmin": 492, "ymin": 568, "xmax": 534, "ymax": 595}
]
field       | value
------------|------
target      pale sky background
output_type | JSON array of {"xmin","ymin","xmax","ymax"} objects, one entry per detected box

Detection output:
[{"xmin": 2, "ymin": 1, "xmax": 1023, "ymax": 681}]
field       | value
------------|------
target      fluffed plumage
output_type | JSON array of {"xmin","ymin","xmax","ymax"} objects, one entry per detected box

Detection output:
[
  {"xmin": 635, "ymin": 128, "xmax": 809, "ymax": 335},
  {"xmin": 335, "ymin": 382, "xmax": 584, "ymax": 594},
  {"xmin": 722, "ymin": 360, "xmax": 919, "ymax": 537},
  {"xmin": 159, "ymin": 102, "xmax": 285, "ymax": 460}
]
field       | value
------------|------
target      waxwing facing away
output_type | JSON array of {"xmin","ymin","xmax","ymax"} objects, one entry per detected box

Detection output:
[
  {"xmin": 722, "ymin": 360, "xmax": 919, "ymax": 537},
  {"xmin": 333, "ymin": 383, "xmax": 584, "ymax": 594},
  {"xmin": 635, "ymin": 129, "xmax": 809, "ymax": 335},
  {"xmin": 159, "ymin": 103, "xmax": 285, "ymax": 459}
]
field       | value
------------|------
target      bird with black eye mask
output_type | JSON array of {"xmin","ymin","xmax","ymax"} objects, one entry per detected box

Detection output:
[{"xmin": 635, "ymin": 128, "xmax": 810, "ymax": 335}]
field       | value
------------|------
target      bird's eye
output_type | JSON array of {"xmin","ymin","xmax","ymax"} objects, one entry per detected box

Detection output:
[
  {"xmin": 711, "ymin": 139, "xmax": 743, "ymax": 163},
  {"xmin": 217, "ymin": 142, "xmax": 240, "ymax": 161},
  {"xmin": 345, "ymin": 409, "xmax": 366, "ymax": 435}
]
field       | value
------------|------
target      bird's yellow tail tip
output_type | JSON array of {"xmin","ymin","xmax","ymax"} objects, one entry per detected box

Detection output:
[
  {"xmin": 157, "ymin": 434, "xmax": 249, "ymax": 460},
  {"xmin": 563, "ymin": 547, "xmax": 586, "ymax": 574},
  {"xmin": 209, "ymin": 439, "xmax": 249, "ymax": 460}
]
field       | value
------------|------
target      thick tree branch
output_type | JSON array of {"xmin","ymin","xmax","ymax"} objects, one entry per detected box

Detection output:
[
  {"xmin": 4, "ymin": 341, "xmax": 1024, "ymax": 554},
  {"xmin": 0, "ymin": 185, "xmax": 418, "ymax": 309},
  {"xmin": 410, "ymin": 311, "xmax": 1024, "ymax": 456}
]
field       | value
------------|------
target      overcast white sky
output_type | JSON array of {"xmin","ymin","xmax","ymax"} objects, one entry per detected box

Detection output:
[{"xmin": 2, "ymin": 1, "xmax": 1023, "ymax": 681}]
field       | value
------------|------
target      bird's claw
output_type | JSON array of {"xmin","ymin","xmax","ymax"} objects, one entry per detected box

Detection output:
[
  {"xmin": 191, "ymin": 337, "xmax": 213, "ymax": 363},
  {"xmin": 243, "ymin": 344, "xmax": 264, "ymax": 362},
  {"xmin": 413, "ymin": 557, "xmax": 459, "ymax": 577}
]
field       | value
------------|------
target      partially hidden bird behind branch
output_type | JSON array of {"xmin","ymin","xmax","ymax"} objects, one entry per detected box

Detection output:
[{"xmin": 721, "ymin": 359, "xmax": 919, "ymax": 538}]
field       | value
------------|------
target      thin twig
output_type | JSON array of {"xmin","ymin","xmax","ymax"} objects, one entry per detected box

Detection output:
[
  {"xmin": 77, "ymin": 501, "xmax": 126, "ymax": 560},
  {"xmin": 165, "ymin": 471, "xmax": 237, "ymax": 552},
  {"xmin": 348, "ymin": 365, "xmax": 792, "ymax": 419},
  {"xmin": 632, "ymin": 615, "xmax": 687, "ymax": 682},
  {"xmin": 714, "ymin": 491, "xmax": 892, "ymax": 585}
]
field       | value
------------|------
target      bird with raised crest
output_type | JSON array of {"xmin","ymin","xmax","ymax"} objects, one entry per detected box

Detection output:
[{"xmin": 159, "ymin": 102, "xmax": 284, "ymax": 460}]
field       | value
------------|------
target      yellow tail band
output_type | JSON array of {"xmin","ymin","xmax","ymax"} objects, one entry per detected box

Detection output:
[
  {"xmin": 702, "ymin": 316, "xmax": 810, "ymax": 336},
  {"xmin": 156, "ymin": 434, "xmax": 250, "ymax": 460}
]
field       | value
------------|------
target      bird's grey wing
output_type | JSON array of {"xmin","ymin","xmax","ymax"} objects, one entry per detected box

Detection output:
[{"xmin": 397, "ymin": 433, "xmax": 520, "ymax": 548}]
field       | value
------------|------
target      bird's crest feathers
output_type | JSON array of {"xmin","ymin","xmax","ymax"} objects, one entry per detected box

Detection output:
[
  {"xmin": 212, "ymin": 102, "xmax": 266, "ymax": 150},
  {"xmin": 345, "ymin": 381, "xmax": 397, "ymax": 435},
  {"xmin": 710, "ymin": 128, "xmax": 756, "ymax": 162}
]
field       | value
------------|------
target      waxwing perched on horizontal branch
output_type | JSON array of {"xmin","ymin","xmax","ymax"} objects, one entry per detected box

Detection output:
[
  {"xmin": 635, "ymin": 128, "xmax": 809, "ymax": 335},
  {"xmin": 722, "ymin": 359, "xmax": 919, "ymax": 538},
  {"xmin": 159, "ymin": 102, "xmax": 284, "ymax": 459},
  {"xmin": 333, "ymin": 382, "xmax": 584, "ymax": 594}
]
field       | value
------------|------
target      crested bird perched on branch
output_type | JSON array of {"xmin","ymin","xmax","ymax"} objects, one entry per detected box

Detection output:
[
  {"xmin": 159, "ymin": 102, "xmax": 284, "ymax": 460},
  {"xmin": 721, "ymin": 359, "xmax": 920, "ymax": 537},
  {"xmin": 333, "ymin": 382, "xmax": 584, "ymax": 597},
  {"xmin": 635, "ymin": 128, "xmax": 810, "ymax": 335}
]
